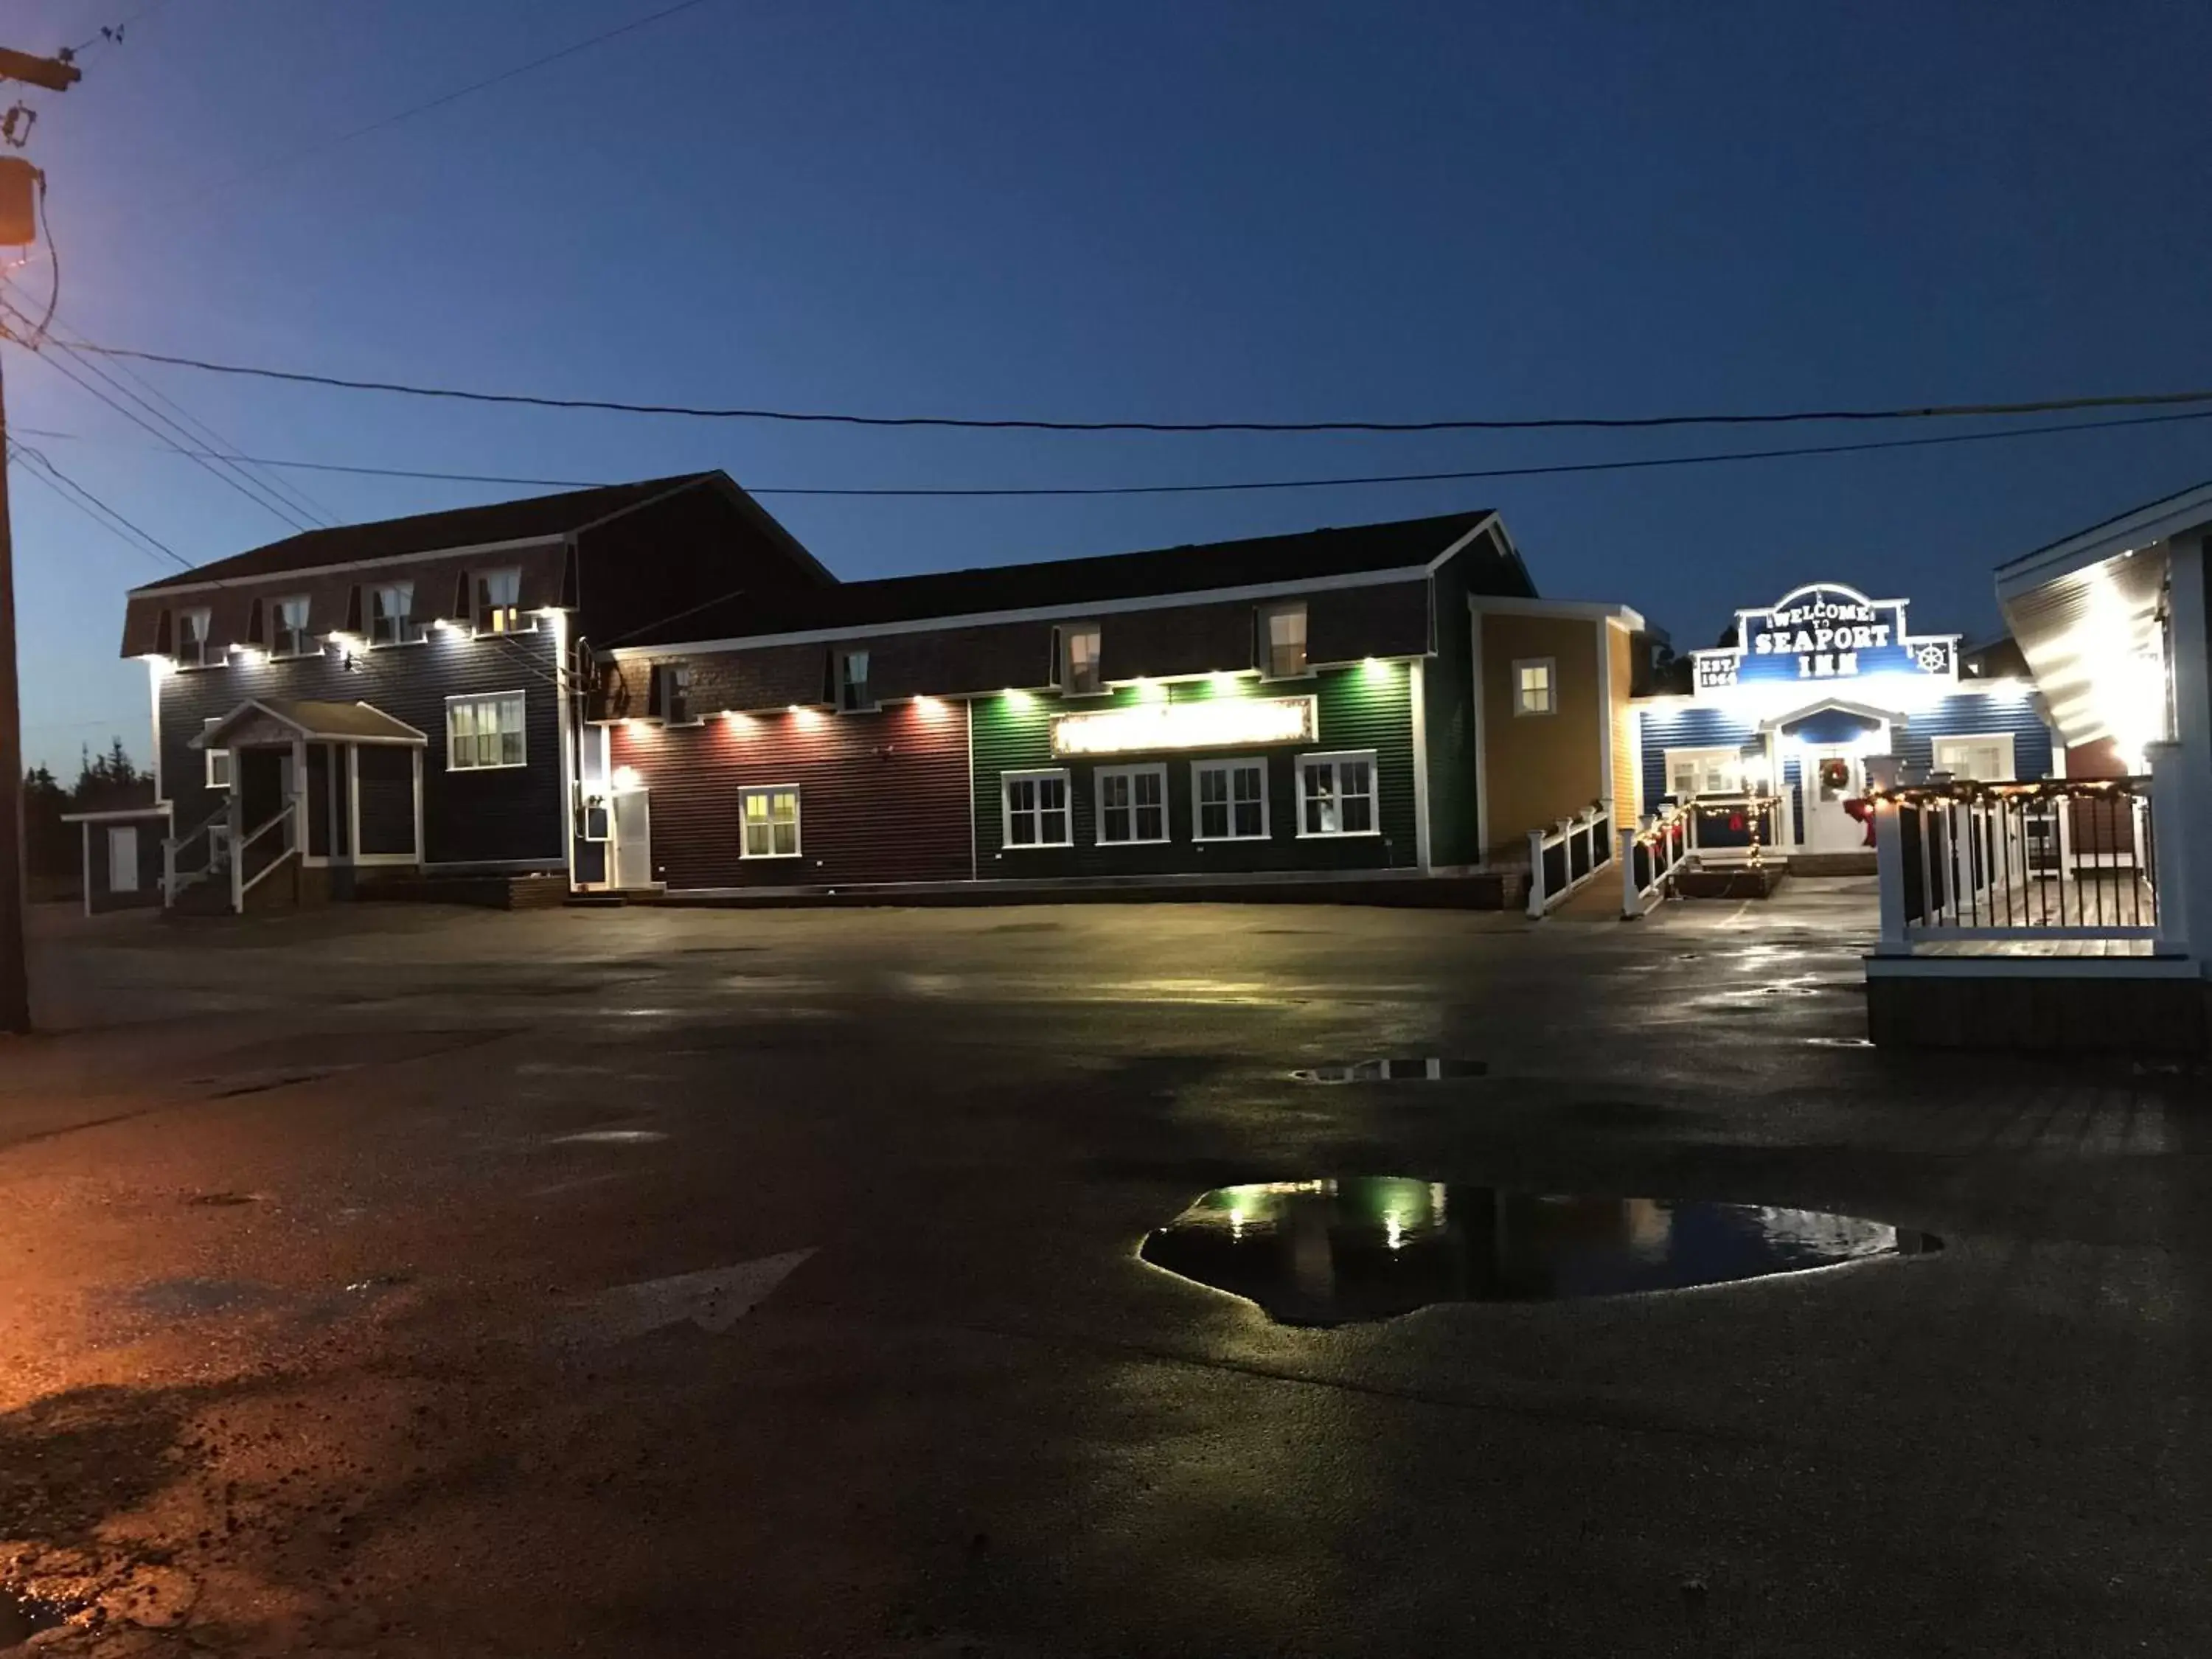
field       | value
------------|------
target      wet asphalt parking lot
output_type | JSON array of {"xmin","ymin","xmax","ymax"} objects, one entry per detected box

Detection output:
[{"xmin": 1, "ymin": 880, "xmax": 2208, "ymax": 1657}]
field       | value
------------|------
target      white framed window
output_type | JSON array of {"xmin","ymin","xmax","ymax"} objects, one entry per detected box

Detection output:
[
  {"xmin": 1003, "ymin": 769, "xmax": 1072, "ymax": 848},
  {"xmin": 447, "ymin": 691, "xmax": 528, "ymax": 771},
  {"xmin": 1666, "ymin": 746, "xmax": 1743, "ymax": 799},
  {"xmin": 1513, "ymin": 657, "xmax": 1555, "ymax": 716},
  {"xmin": 176, "ymin": 607, "xmax": 212, "ymax": 668},
  {"xmin": 1193, "ymin": 757, "xmax": 1268, "ymax": 841},
  {"xmin": 1261, "ymin": 602, "xmax": 1309, "ymax": 680},
  {"xmin": 271, "ymin": 594, "xmax": 313, "ymax": 658},
  {"xmin": 1297, "ymin": 750, "xmax": 1377, "ymax": 837},
  {"xmin": 838, "ymin": 650, "xmax": 875, "ymax": 712},
  {"xmin": 739, "ymin": 785, "xmax": 801, "ymax": 858},
  {"xmin": 202, "ymin": 717, "xmax": 231, "ymax": 790},
  {"xmin": 1061, "ymin": 625, "xmax": 1103, "ymax": 696},
  {"xmin": 370, "ymin": 582, "xmax": 422, "ymax": 646},
  {"xmin": 473, "ymin": 568, "xmax": 527, "ymax": 635},
  {"xmin": 1932, "ymin": 733, "xmax": 2016, "ymax": 781},
  {"xmin": 1095, "ymin": 763, "xmax": 1168, "ymax": 845}
]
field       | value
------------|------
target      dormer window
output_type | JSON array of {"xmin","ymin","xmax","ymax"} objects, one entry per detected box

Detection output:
[
  {"xmin": 271, "ymin": 595, "xmax": 313, "ymax": 658},
  {"xmin": 652, "ymin": 663, "xmax": 693, "ymax": 723},
  {"xmin": 1061, "ymin": 624, "xmax": 1102, "ymax": 696},
  {"xmin": 838, "ymin": 650, "xmax": 874, "ymax": 712},
  {"xmin": 1260, "ymin": 602, "xmax": 1308, "ymax": 679},
  {"xmin": 369, "ymin": 582, "xmax": 421, "ymax": 646},
  {"xmin": 176, "ymin": 607, "xmax": 212, "ymax": 668},
  {"xmin": 474, "ymin": 568, "xmax": 524, "ymax": 634}
]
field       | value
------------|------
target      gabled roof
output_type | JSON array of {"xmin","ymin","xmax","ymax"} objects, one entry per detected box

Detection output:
[
  {"xmin": 191, "ymin": 699, "xmax": 428, "ymax": 748},
  {"xmin": 616, "ymin": 509, "xmax": 1514, "ymax": 648},
  {"xmin": 130, "ymin": 474, "xmax": 718, "ymax": 595}
]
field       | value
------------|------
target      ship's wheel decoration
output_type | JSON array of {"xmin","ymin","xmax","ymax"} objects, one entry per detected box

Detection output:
[{"xmin": 1916, "ymin": 642, "xmax": 1950, "ymax": 673}]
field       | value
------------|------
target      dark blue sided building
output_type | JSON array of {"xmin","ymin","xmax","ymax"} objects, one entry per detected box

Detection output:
[{"xmin": 1632, "ymin": 581, "xmax": 2055, "ymax": 859}]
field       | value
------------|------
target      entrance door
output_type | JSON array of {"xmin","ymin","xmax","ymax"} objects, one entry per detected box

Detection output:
[
  {"xmin": 108, "ymin": 825, "xmax": 140, "ymax": 894},
  {"xmin": 611, "ymin": 790, "xmax": 653, "ymax": 889},
  {"xmin": 1804, "ymin": 751, "xmax": 1865, "ymax": 852}
]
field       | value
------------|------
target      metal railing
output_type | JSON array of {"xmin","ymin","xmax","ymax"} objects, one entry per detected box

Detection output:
[
  {"xmin": 1874, "ymin": 776, "xmax": 2163, "ymax": 950},
  {"xmin": 1619, "ymin": 802, "xmax": 1694, "ymax": 919},
  {"xmin": 1526, "ymin": 802, "xmax": 1614, "ymax": 917}
]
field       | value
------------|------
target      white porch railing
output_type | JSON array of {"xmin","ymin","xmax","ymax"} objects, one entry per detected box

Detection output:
[
  {"xmin": 1619, "ymin": 802, "xmax": 1694, "ymax": 919},
  {"xmin": 1874, "ymin": 771, "xmax": 2171, "ymax": 953},
  {"xmin": 162, "ymin": 803, "xmax": 232, "ymax": 904},
  {"xmin": 231, "ymin": 796, "xmax": 301, "ymax": 912},
  {"xmin": 1526, "ymin": 802, "xmax": 1614, "ymax": 917}
]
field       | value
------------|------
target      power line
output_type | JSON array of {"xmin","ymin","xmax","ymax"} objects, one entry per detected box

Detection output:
[
  {"xmin": 15, "ymin": 403, "xmax": 2212, "ymax": 501},
  {"xmin": 7, "ymin": 440, "xmax": 188, "ymax": 567},
  {"xmin": 18, "ymin": 294, "xmax": 343, "ymax": 526},
  {"xmin": 2, "ymin": 316, "xmax": 321, "ymax": 532},
  {"xmin": 61, "ymin": 337, "xmax": 2212, "ymax": 435},
  {"xmin": 192, "ymin": 0, "xmax": 723, "ymax": 198}
]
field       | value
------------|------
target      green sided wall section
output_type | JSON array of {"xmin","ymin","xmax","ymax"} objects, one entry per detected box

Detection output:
[{"xmin": 970, "ymin": 662, "xmax": 1419, "ymax": 879}]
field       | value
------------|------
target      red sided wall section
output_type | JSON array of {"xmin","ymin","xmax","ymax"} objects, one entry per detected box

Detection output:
[{"xmin": 608, "ymin": 700, "xmax": 970, "ymax": 888}]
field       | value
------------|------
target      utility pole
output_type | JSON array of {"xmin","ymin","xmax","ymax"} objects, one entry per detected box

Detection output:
[{"xmin": 0, "ymin": 41, "xmax": 75, "ymax": 1034}]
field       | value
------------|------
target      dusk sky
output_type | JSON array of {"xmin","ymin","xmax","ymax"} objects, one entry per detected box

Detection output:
[{"xmin": 10, "ymin": 0, "xmax": 2211, "ymax": 773}]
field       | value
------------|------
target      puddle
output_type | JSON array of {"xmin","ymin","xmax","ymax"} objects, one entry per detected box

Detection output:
[
  {"xmin": 1805, "ymin": 1037, "xmax": 1876, "ymax": 1049},
  {"xmin": 1141, "ymin": 1178, "xmax": 1940, "ymax": 1326},
  {"xmin": 0, "ymin": 1591, "xmax": 69, "ymax": 1646},
  {"xmin": 1291, "ymin": 1059, "xmax": 1486, "ymax": 1084},
  {"xmin": 546, "ymin": 1129, "xmax": 668, "ymax": 1145}
]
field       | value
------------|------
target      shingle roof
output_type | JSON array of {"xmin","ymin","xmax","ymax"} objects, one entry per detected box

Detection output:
[
  {"xmin": 129, "ymin": 474, "xmax": 715, "ymax": 594},
  {"xmin": 618, "ymin": 509, "xmax": 1513, "ymax": 647},
  {"xmin": 194, "ymin": 699, "xmax": 428, "ymax": 746}
]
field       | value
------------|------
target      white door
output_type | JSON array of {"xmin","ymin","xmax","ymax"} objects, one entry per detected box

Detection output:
[
  {"xmin": 1804, "ymin": 751, "xmax": 1865, "ymax": 852},
  {"xmin": 611, "ymin": 790, "xmax": 653, "ymax": 889},
  {"xmin": 107, "ymin": 825, "xmax": 140, "ymax": 894}
]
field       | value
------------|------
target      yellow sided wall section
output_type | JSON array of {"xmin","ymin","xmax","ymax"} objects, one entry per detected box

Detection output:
[
  {"xmin": 1478, "ymin": 611, "xmax": 1607, "ymax": 860},
  {"xmin": 1608, "ymin": 619, "xmax": 1640, "ymax": 825}
]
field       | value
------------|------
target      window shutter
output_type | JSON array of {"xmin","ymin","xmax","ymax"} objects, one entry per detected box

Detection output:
[
  {"xmin": 1048, "ymin": 625, "xmax": 1062, "ymax": 687},
  {"xmin": 154, "ymin": 608, "xmax": 174, "ymax": 655},
  {"xmin": 246, "ymin": 598, "xmax": 265, "ymax": 647},
  {"xmin": 453, "ymin": 571, "xmax": 471, "ymax": 625},
  {"xmin": 344, "ymin": 585, "xmax": 364, "ymax": 633}
]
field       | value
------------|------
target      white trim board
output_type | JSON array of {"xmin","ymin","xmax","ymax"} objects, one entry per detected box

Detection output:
[
  {"xmin": 1466, "ymin": 593, "xmax": 1649, "ymax": 630},
  {"xmin": 606, "ymin": 565, "xmax": 1445, "ymax": 660},
  {"xmin": 131, "ymin": 534, "xmax": 569, "ymax": 598}
]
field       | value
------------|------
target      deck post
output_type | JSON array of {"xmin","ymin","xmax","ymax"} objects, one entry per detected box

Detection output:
[
  {"xmin": 1620, "ymin": 825, "xmax": 1640, "ymax": 919},
  {"xmin": 2146, "ymin": 745, "xmax": 2191, "ymax": 956},
  {"xmin": 1873, "ymin": 799, "xmax": 1909, "ymax": 956}
]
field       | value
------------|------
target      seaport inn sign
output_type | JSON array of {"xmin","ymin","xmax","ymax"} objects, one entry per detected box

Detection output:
[{"xmin": 1695, "ymin": 584, "xmax": 1958, "ymax": 690}]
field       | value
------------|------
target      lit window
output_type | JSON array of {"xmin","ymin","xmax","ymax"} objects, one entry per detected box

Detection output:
[
  {"xmin": 838, "ymin": 650, "xmax": 874, "ymax": 712},
  {"xmin": 177, "ymin": 607, "xmax": 212, "ymax": 668},
  {"xmin": 271, "ymin": 595, "xmax": 313, "ymax": 658},
  {"xmin": 474, "ymin": 568, "xmax": 525, "ymax": 634},
  {"xmin": 1665, "ymin": 747, "xmax": 1742, "ymax": 799},
  {"xmin": 1513, "ymin": 658, "xmax": 1555, "ymax": 716},
  {"xmin": 1062, "ymin": 625, "xmax": 1102, "ymax": 696},
  {"xmin": 1298, "ymin": 751, "xmax": 1377, "ymax": 836},
  {"xmin": 1194, "ymin": 758, "xmax": 1267, "ymax": 841},
  {"xmin": 448, "ymin": 691, "xmax": 528, "ymax": 771},
  {"xmin": 370, "ymin": 582, "xmax": 420, "ymax": 646},
  {"xmin": 740, "ymin": 786, "xmax": 801, "ymax": 858},
  {"xmin": 1003, "ymin": 770, "xmax": 1072, "ymax": 847},
  {"xmin": 1096, "ymin": 763, "xmax": 1168, "ymax": 845},
  {"xmin": 1262, "ymin": 603, "xmax": 1309, "ymax": 679},
  {"xmin": 203, "ymin": 717, "xmax": 231, "ymax": 790}
]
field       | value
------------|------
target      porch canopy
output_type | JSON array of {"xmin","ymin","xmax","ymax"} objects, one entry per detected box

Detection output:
[{"xmin": 189, "ymin": 698, "xmax": 426, "ymax": 751}]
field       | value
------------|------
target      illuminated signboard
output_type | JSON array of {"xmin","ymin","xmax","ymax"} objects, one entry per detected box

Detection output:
[
  {"xmin": 1691, "ymin": 582, "xmax": 1956, "ymax": 695},
  {"xmin": 1051, "ymin": 695, "xmax": 1318, "ymax": 757}
]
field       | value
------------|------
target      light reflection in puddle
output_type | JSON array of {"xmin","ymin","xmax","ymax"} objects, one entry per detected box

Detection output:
[
  {"xmin": 1141, "ymin": 1178, "xmax": 1939, "ymax": 1326},
  {"xmin": 546, "ymin": 1129, "xmax": 669, "ymax": 1145},
  {"xmin": 1292, "ymin": 1058, "xmax": 1486, "ymax": 1085}
]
